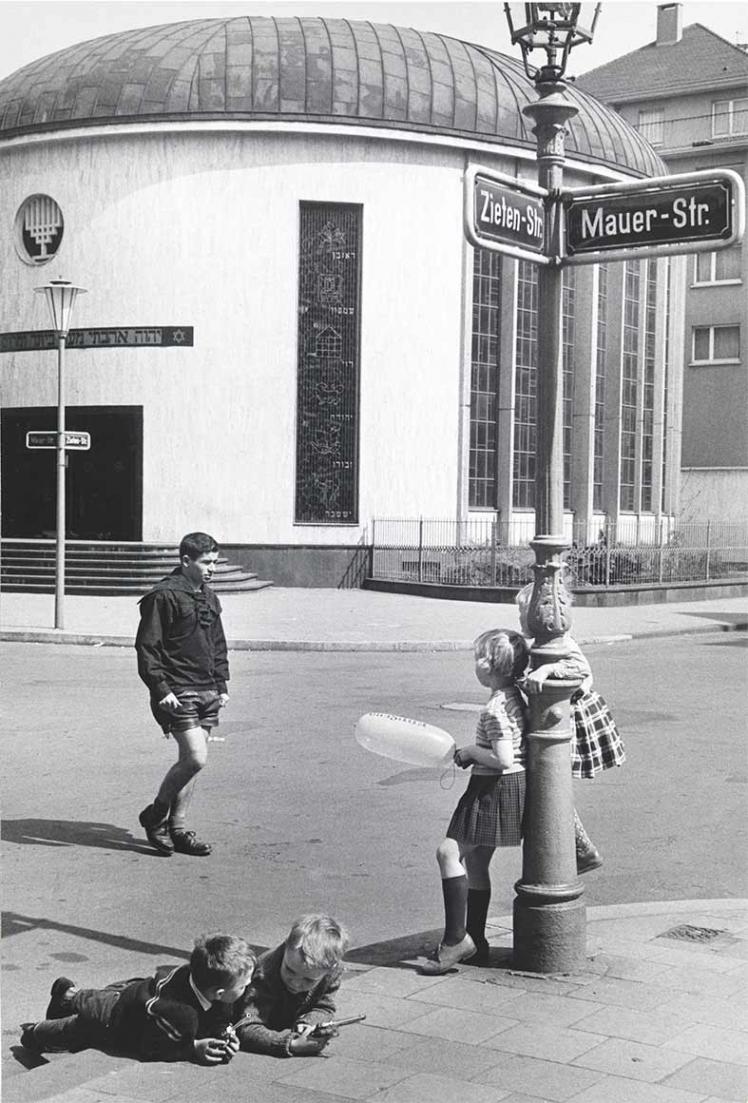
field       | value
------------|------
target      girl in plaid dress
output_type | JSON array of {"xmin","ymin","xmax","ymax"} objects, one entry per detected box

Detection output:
[
  {"xmin": 420, "ymin": 629, "xmax": 530, "ymax": 975},
  {"xmin": 516, "ymin": 584, "xmax": 625, "ymax": 874}
]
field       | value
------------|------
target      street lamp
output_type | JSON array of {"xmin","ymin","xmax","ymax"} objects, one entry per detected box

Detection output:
[
  {"xmin": 503, "ymin": 3, "xmax": 599, "ymax": 973},
  {"xmin": 34, "ymin": 278, "xmax": 87, "ymax": 630}
]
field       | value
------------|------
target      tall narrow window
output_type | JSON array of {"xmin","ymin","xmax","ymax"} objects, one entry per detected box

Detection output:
[
  {"xmin": 712, "ymin": 97, "xmax": 748, "ymax": 137},
  {"xmin": 295, "ymin": 203, "xmax": 362, "ymax": 524},
  {"xmin": 641, "ymin": 260, "xmax": 656, "ymax": 511},
  {"xmin": 469, "ymin": 249, "xmax": 502, "ymax": 508},
  {"xmin": 593, "ymin": 265, "xmax": 608, "ymax": 512},
  {"xmin": 661, "ymin": 258, "xmax": 672, "ymax": 513},
  {"xmin": 513, "ymin": 261, "xmax": 538, "ymax": 509},
  {"xmin": 621, "ymin": 262, "xmax": 640, "ymax": 512},
  {"xmin": 562, "ymin": 267, "xmax": 576, "ymax": 510},
  {"xmin": 638, "ymin": 108, "xmax": 664, "ymax": 145}
]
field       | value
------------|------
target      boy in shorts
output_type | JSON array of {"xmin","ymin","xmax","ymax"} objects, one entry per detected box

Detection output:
[
  {"xmin": 236, "ymin": 914, "xmax": 349, "ymax": 1057},
  {"xmin": 20, "ymin": 934, "xmax": 256, "ymax": 1064},
  {"xmin": 136, "ymin": 532, "xmax": 230, "ymax": 856}
]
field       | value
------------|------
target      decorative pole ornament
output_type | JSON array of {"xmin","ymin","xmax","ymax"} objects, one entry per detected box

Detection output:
[
  {"xmin": 503, "ymin": 2, "xmax": 599, "ymax": 974},
  {"xmin": 33, "ymin": 278, "xmax": 87, "ymax": 630}
]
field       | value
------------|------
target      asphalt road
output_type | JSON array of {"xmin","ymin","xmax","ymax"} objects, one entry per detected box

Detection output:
[{"xmin": 2, "ymin": 632, "xmax": 746, "ymax": 1031}]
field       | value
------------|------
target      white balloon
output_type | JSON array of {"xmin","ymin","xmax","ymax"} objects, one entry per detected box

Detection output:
[{"xmin": 354, "ymin": 713, "xmax": 455, "ymax": 767}]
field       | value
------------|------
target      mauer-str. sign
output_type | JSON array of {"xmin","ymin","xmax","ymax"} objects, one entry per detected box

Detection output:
[
  {"xmin": 465, "ymin": 168, "xmax": 548, "ymax": 264},
  {"xmin": 565, "ymin": 170, "xmax": 744, "ymax": 264}
]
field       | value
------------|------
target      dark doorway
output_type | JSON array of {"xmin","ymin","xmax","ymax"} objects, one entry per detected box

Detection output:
[{"xmin": 1, "ymin": 407, "xmax": 142, "ymax": 540}]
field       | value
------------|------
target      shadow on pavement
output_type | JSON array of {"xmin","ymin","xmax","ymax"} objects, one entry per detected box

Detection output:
[
  {"xmin": 1, "ymin": 818, "xmax": 155, "ymax": 855},
  {"xmin": 346, "ymin": 927, "xmax": 513, "ymax": 971},
  {"xmin": 684, "ymin": 611, "xmax": 748, "ymax": 627},
  {"xmin": 1, "ymin": 911, "xmax": 193, "ymax": 959}
]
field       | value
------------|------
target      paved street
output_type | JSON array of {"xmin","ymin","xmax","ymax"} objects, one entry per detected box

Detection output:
[{"xmin": 2, "ymin": 623, "xmax": 747, "ymax": 1101}]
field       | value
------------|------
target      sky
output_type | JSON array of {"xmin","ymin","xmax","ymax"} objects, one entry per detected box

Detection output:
[{"xmin": 0, "ymin": 0, "xmax": 746, "ymax": 83}]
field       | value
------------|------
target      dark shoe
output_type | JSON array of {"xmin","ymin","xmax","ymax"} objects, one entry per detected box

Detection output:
[
  {"xmin": 419, "ymin": 934, "xmax": 476, "ymax": 975},
  {"xmin": 20, "ymin": 1023, "xmax": 42, "ymax": 1052},
  {"xmin": 463, "ymin": 938, "xmax": 490, "ymax": 965},
  {"xmin": 170, "ymin": 829, "xmax": 212, "ymax": 856},
  {"xmin": 577, "ymin": 845, "xmax": 603, "ymax": 874},
  {"xmin": 46, "ymin": 977, "xmax": 77, "ymax": 1019},
  {"xmin": 139, "ymin": 805, "xmax": 173, "ymax": 855}
]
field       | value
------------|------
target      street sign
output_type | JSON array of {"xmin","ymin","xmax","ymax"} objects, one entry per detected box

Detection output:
[
  {"xmin": 0, "ymin": 326, "xmax": 193, "ymax": 354},
  {"xmin": 465, "ymin": 167, "xmax": 550, "ymax": 265},
  {"xmin": 26, "ymin": 431, "xmax": 91, "ymax": 450},
  {"xmin": 564, "ymin": 169, "xmax": 745, "ymax": 265}
]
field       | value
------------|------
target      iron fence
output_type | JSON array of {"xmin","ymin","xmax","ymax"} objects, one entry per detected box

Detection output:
[{"xmin": 371, "ymin": 518, "xmax": 748, "ymax": 590}]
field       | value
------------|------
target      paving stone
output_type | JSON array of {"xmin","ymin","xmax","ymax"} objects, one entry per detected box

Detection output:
[
  {"xmin": 377, "ymin": 1034, "xmax": 506, "ymax": 1078},
  {"xmin": 176, "ymin": 1078, "xmax": 337, "ymax": 1103},
  {"xmin": 385, "ymin": 1004, "xmax": 517, "ymax": 1045},
  {"xmin": 566, "ymin": 1074, "xmax": 714, "ymax": 1102},
  {"xmin": 84, "ymin": 1063, "xmax": 199, "ymax": 1100},
  {"xmin": 342, "ymin": 966, "xmax": 446, "ymax": 999},
  {"xmin": 567, "ymin": 976, "xmax": 672, "ymax": 1011},
  {"xmin": 572, "ymin": 1036, "xmax": 698, "ymax": 1083},
  {"xmin": 469, "ymin": 1051, "xmax": 606, "ymax": 1101},
  {"xmin": 482, "ymin": 1022, "xmax": 606, "ymax": 1063},
  {"xmin": 651, "ymin": 965, "xmax": 745, "ymax": 1000},
  {"xmin": 407, "ymin": 976, "xmax": 526, "ymax": 1013},
  {"xmin": 660, "ymin": 992, "xmax": 748, "ymax": 1031},
  {"xmin": 571, "ymin": 1003, "xmax": 694, "ymax": 1045},
  {"xmin": 497, "ymin": 991, "xmax": 602, "ymax": 1027},
  {"xmin": 330, "ymin": 991, "xmax": 436, "ymax": 1030},
  {"xmin": 367, "ymin": 1070, "xmax": 510, "ymax": 1103},
  {"xmin": 661, "ymin": 1056, "xmax": 748, "ymax": 1101},
  {"xmin": 330, "ymin": 1024, "xmax": 426, "ymax": 1063},
  {"xmin": 275, "ymin": 1055, "xmax": 408, "ymax": 1099},
  {"xmin": 663, "ymin": 1023, "xmax": 748, "ymax": 1065}
]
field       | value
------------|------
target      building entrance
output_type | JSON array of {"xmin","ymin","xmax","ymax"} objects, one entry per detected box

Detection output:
[{"xmin": 1, "ymin": 406, "xmax": 142, "ymax": 540}]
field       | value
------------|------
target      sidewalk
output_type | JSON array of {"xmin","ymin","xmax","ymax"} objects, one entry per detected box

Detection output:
[
  {"xmin": 1, "ymin": 587, "xmax": 747, "ymax": 650},
  {"xmin": 5, "ymin": 899, "xmax": 747, "ymax": 1103}
]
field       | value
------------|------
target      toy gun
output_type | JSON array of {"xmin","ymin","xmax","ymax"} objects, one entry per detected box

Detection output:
[{"xmin": 308, "ymin": 1013, "xmax": 367, "ymax": 1037}]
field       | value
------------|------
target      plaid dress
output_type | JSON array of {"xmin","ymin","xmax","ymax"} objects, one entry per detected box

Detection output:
[{"xmin": 570, "ymin": 689, "xmax": 625, "ymax": 779}]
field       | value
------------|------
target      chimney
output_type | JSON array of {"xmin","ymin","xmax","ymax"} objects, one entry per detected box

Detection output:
[{"xmin": 657, "ymin": 3, "xmax": 683, "ymax": 46}]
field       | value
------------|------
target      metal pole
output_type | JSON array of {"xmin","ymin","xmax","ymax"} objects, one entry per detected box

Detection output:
[
  {"xmin": 512, "ymin": 80, "xmax": 586, "ymax": 974},
  {"xmin": 55, "ymin": 334, "xmax": 66, "ymax": 629}
]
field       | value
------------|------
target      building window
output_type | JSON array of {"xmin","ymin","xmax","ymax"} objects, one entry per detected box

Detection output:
[
  {"xmin": 641, "ymin": 260, "xmax": 656, "ymax": 512},
  {"xmin": 693, "ymin": 247, "xmax": 742, "ymax": 285},
  {"xmin": 638, "ymin": 108, "xmax": 664, "ymax": 145},
  {"xmin": 593, "ymin": 265, "xmax": 608, "ymax": 512},
  {"xmin": 692, "ymin": 324, "xmax": 740, "ymax": 364},
  {"xmin": 469, "ymin": 249, "xmax": 502, "ymax": 509},
  {"xmin": 513, "ymin": 261, "xmax": 538, "ymax": 509},
  {"xmin": 295, "ymin": 203, "xmax": 361, "ymax": 524},
  {"xmin": 661, "ymin": 258, "xmax": 672, "ymax": 513},
  {"xmin": 14, "ymin": 194, "xmax": 64, "ymax": 265},
  {"xmin": 621, "ymin": 262, "xmax": 640, "ymax": 512},
  {"xmin": 562, "ymin": 267, "xmax": 576, "ymax": 510},
  {"xmin": 712, "ymin": 97, "xmax": 748, "ymax": 137}
]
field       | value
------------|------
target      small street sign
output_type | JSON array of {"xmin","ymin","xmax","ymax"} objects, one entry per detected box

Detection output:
[
  {"xmin": 465, "ymin": 167, "xmax": 550, "ymax": 265},
  {"xmin": 0, "ymin": 326, "xmax": 193, "ymax": 354},
  {"xmin": 564, "ymin": 169, "xmax": 745, "ymax": 265},
  {"xmin": 26, "ymin": 431, "xmax": 91, "ymax": 450}
]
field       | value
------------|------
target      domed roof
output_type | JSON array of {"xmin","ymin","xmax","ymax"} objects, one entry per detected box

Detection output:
[{"xmin": 0, "ymin": 16, "xmax": 665, "ymax": 177}]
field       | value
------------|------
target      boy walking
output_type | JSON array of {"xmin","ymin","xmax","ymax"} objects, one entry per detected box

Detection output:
[{"xmin": 136, "ymin": 532, "xmax": 230, "ymax": 857}]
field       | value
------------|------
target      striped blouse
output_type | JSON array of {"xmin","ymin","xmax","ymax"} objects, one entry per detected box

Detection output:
[{"xmin": 473, "ymin": 685, "xmax": 528, "ymax": 775}]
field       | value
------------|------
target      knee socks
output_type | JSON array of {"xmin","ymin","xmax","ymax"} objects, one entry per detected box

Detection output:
[
  {"xmin": 466, "ymin": 888, "xmax": 491, "ymax": 949},
  {"xmin": 441, "ymin": 874, "xmax": 468, "ymax": 945}
]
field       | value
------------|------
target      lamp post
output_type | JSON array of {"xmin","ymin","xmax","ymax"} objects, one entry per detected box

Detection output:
[
  {"xmin": 503, "ymin": 3, "xmax": 600, "ymax": 973},
  {"xmin": 34, "ymin": 278, "xmax": 87, "ymax": 630}
]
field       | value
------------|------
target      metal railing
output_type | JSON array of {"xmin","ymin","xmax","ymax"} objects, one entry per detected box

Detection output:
[{"xmin": 371, "ymin": 517, "xmax": 748, "ymax": 590}]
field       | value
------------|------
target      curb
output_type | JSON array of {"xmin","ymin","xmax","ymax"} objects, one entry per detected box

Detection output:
[{"xmin": 0, "ymin": 619, "xmax": 746, "ymax": 650}]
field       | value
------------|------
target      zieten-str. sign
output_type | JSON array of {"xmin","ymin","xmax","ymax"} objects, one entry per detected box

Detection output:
[
  {"xmin": 565, "ymin": 170, "xmax": 744, "ymax": 265},
  {"xmin": 465, "ymin": 167, "xmax": 548, "ymax": 265}
]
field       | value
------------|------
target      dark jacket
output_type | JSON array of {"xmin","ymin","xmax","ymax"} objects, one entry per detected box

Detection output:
[
  {"xmin": 135, "ymin": 569, "xmax": 229, "ymax": 700},
  {"xmin": 110, "ymin": 963, "xmax": 242, "ymax": 1060},
  {"xmin": 236, "ymin": 943, "xmax": 341, "ymax": 1057}
]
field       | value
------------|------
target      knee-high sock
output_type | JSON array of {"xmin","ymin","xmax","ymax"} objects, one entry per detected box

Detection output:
[
  {"xmin": 441, "ymin": 874, "xmax": 468, "ymax": 945},
  {"xmin": 466, "ymin": 888, "xmax": 491, "ymax": 947}
]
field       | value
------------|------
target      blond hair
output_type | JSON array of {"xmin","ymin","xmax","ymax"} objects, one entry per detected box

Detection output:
[
  {"xmin": 287, "ymin": 914, "xmax": 349, "ymax": 970},
  {"xmin": 473, "ymin": 629, "xmax": 529, "ymax": 680}
]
